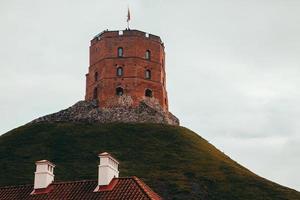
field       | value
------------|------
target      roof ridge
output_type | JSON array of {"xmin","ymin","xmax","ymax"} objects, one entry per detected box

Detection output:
[
  {"xmin": 0, "ymin": 184, "xmax": 33, "ymax": 189},
  {"xmin": 115, "ymin": 177, "xmax": 135, "ymax": 179},
  {"xmin": 132, "ymin": 176, "xmax": 162, "ymax": 200},
  {"xmin": 51, "ymin": 177, "xmax": 137, "ymax": 185},
  {"xmin": 0, "ymin": 177, "xmax": 138, "ymax": 188},
  {"xmin": 52, "ymin": 179, "xmax": 97, "ymax": 185}
]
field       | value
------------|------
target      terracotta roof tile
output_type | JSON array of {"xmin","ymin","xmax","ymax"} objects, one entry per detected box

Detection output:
[{"xmin": 0, "ymin": 177, "xmax": 162, "ymax": 200}]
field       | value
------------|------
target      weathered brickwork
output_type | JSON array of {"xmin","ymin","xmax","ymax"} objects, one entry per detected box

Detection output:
[{"xmin": 85, "ymin": 30, "xmax": 168, "ymax": 111}]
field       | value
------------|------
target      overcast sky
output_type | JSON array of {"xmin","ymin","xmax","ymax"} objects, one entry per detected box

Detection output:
[{"xmin": 0, "ymin": 0, "xmax": 299, "ymax": 191}]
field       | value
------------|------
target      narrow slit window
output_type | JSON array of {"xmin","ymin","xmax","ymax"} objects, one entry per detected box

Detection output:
[
  {"xmin": 118, "ymin": 47, "xmax": 123, "ymax": 57},
  {"xmin": 145, "ymin": 89, "xmax": 153, "ymax": 97},
  {"xmin": 145, "ymin": 69, "xmax": 151, "ymax": 79},
  {"xmin": 94, "ymin": 72, "xmax": 98, "ymax": 81},
  {"xmin": 145, "ymin": 50, "xmax": 151, "ymax": 60},
  {"xmin": 93, "ymin": 87, "xmax": 98, "ymax": 99},
  {"xmin": 117, "ymin": 67, "xmax": 123, "ymax": 76},
  {"xmin": 116, "ymin": 87, "xmax": 124, "ymax": 96}
]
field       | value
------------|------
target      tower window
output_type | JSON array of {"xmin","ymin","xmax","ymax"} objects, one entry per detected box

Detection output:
[
  {"xmin": 145, "ymin": 89, "xmax": 153, "ymax": 97},
  {"xmin": 117, "ymin": 67, "xmax": 123, "ymax": 76},
  {"xmin": 94, "ymin": 72, "xmax": 98, "ymax": 81},
  {"xmin": 118, "ymin": 47, "xmax": 123, "ymax": 57},
  {"xmin": 145, "ymin": 69, "xmax": 151, "ymax": 79},
  {"xmin": 116, "ymin": 87, "xmax": 124, "ymax": 96},
  {"xmin": 145, "ymin": 50, "xmax": 151, "ymax": 60},
  {"xmin": 93, "ymin": 87, "xmax": 98, "ymax": 99}
]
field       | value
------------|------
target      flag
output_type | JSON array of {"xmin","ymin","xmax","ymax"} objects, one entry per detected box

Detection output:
[{"xmin": 127, "ymin": 8, "xmax": 131, "ymax": 22}]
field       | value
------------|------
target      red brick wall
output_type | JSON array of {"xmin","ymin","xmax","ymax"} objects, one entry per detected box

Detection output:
[{"xmin": 85, "ymin": 30, "xmax": 168, "ymax": 111}]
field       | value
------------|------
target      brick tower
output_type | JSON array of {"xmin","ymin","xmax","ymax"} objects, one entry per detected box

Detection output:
[{"xmin": 85, "ymin": 29, "xmax": 168, "ymax": 111}]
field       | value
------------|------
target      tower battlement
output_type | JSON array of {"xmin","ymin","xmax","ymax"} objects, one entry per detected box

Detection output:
[{"xmin": 91, "ymin": 29, "xmax": 163, "ymax": 45}]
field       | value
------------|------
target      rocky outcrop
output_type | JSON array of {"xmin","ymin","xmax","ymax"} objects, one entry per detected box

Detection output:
[{"xmin": 30, "ymin": 99, "xmax": 179, "ymax": 125}]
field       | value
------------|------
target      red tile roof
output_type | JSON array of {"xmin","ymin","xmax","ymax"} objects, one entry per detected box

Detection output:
[{"xmin": 0, "ymin": 177, "xmax": 162, "ymax": 200}]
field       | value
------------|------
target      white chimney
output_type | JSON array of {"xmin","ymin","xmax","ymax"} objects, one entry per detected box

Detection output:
[
  {"xmin": 33, "ymin": 160, "xmax": 55, "ymax": 189},
  {"xmin": 98, "ymin": 152, "xmax": 119, "ymax": 186}
]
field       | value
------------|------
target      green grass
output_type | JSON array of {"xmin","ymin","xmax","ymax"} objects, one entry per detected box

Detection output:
[{"xmin": 0, "ymin": 123, "xmax": 299, "ymax": 200}]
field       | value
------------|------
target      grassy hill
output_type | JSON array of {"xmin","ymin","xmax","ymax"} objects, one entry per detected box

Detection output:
[{"xmin": 0, "ymin": 123, "xmax": 299, "ymax": 200}]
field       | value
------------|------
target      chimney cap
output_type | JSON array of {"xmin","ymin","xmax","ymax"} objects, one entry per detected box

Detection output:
[
  {"xmin": 99, "ymin": 152, "xmax": 110, "ymax": 156},
  {"xmin": 35, "ymin": 160, "xmax": 56, "ymax": 167},
  {"xmin": 98, "ymin": 152, "xmax": 119, "ymax": 164}
]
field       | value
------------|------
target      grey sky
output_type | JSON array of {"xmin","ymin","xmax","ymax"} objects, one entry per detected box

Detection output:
[{"xmin": 0, "ymin": 0, "xmax": 299, "ymax": 191}]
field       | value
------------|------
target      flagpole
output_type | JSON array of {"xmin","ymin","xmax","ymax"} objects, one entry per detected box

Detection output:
[{"xmin": 127, "ymin": 7, "xmax": 131, "ymax": 30}]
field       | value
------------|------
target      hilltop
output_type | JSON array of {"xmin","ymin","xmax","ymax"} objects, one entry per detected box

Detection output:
[
  {"xmin": 0, "ymin": 123, "xmax": 299, "ymax": 200},
  {"xmin": 30, "ymin": 100, "xmax": 179, "ymax": 125}
]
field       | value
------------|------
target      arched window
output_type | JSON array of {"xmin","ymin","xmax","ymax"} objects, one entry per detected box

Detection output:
[
  {"xmin": 145, "ymin": 69, "xmax": 151, "ymax": 79},
  {"xmin": 116, "ymin": 87, "xmax": 124, "ymax": 96},
  {"xmin": 117, "ymin": 67, "xmax": 123, "ymax": 76},
  {"xmin": 145, "ymin": 50, "xmax": 151, "ymax": 60},
  {"xmin": 118, "ymin": 47, "xmax": 123, "ymax": 57},
  {"xmin": 145, "ymin": 89, "xmax": 153, "ymax": 97},
  {"xmin": 93, "ymin": 87, "xmax": 98, "ymax": 99},
  {"xmin": 94, "ymin": 72, "xmax": 98, "ymax": 81}
]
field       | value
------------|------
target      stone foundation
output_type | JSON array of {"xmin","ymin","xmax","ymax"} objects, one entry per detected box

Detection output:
[{"xmin": 30, "ymin": 99, "xmax": 179, "ymax": 126}]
